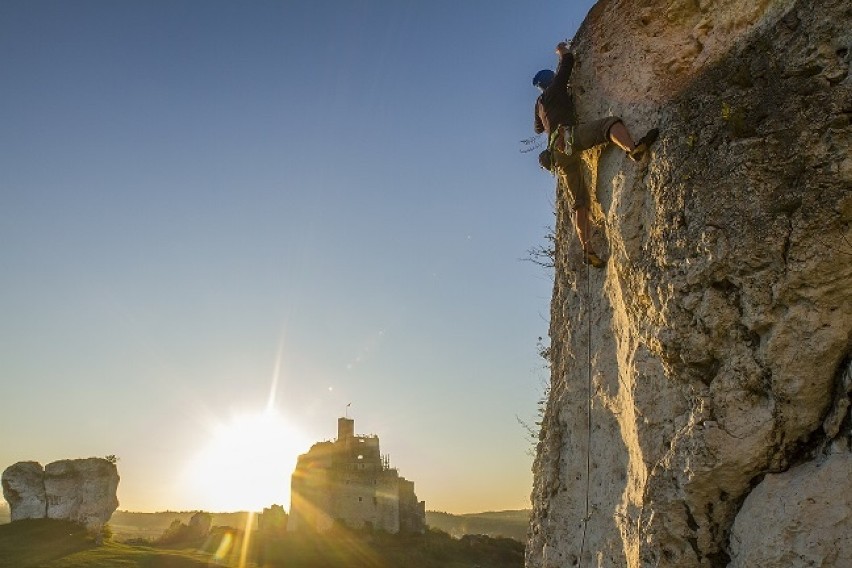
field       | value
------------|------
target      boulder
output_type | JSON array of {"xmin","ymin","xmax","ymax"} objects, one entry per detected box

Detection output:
[
  {"xmin": 1, "ymin": 458, "xmax": 119, "ymax": 533},
  {"xmin": 188, "ymin": 511, "xmax": 212, "ymax": 537},
  {"xmin": 1, "ymin": 462, "xmax": 47, "ymax": 520},
  {"xmin": 44, "ymin": 458, "xmax": 119, "ymax": 532},
  {"xmin": 729, "ymin": 452, "xmax": 852, "ymax": 568}
]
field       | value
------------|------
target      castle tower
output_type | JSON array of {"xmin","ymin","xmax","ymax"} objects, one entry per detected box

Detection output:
[{"xmin": 337, "ymin": 417, "xmax": 354, "ymax": 441}]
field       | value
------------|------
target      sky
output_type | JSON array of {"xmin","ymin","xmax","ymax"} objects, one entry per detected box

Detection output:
[{"xmin": 0, "ymin": 0, "xmax": 595, "ymax": 514}]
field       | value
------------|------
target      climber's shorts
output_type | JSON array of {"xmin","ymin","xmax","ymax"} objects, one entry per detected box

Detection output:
[
  {"xmin": 572, "ymin": 116, "xmax": 622, "ymax": 153},
  {"xmin": 548, "ymin": 116, "xmax": 622, "ymax": 211}
]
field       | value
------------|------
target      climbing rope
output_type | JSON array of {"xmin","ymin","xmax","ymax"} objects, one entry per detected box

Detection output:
[{"xmin": 577, "ymin": 214, "xmax": 593, "ymax": 567}]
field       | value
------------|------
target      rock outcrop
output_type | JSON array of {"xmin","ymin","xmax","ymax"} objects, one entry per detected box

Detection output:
[
  {"xmin": 528, "ymin": 0, "xmax": 851, "ymax": 567},
  {"xmin": 728, "ymin": 451, "xmax": 852, "ymax": 568},
  {"xmin": 1, "ymin": 461, "xmax": 47, "ymax": 521},
  {"xmin": 2, "ymin": 458, "xmax": 119, "ymax": 533},
  {"xmin": 157, "ymin": 511, "xmax": 212, "ymax": 544},
  {"xmin": 188, "ymin": 511, "xmax": 212, "ymax": 538}
]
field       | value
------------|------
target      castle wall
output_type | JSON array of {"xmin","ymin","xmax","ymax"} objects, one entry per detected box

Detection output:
[
  {"xmin": 398, "ymin": 477, "xmax": 425, "ymax": 534},
  {"xmin": 330, "ymin": 469, "xmax": 382, "ymax": 530},
  {"xmin": 376, "ymin": 472, "xmax": 401, "ymax": 533},
  {"xmin": 288, "ymin": 418, "xmax": 424, "ymax": 534},
  {"xmin": 288, "ymin": 466, "xmax": 333, "ymax": 532}
]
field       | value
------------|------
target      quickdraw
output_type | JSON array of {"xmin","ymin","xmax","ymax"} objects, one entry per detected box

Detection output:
[{"xmin": 548, "ymin": 124, "xmax": 575, "ymax": 157}]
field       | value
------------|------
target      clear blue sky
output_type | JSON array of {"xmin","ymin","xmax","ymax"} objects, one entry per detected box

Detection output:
[{"xmin": 0, "ymin": 0, "xmax": 595, "ymax": 513}]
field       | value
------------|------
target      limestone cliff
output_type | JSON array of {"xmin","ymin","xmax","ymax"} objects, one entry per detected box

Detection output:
[{"xmin": 527, "ymin": 1, "xmax": 851, "ymax": 567}]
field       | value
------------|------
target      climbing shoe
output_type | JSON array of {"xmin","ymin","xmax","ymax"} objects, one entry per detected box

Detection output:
[
  {"xmin": 583, "ymin": 250, "xmax": 606, "ymax": 268},
  {"xmin": 628, "ymin": 128, "xmax": 660, "ymax": 162}
]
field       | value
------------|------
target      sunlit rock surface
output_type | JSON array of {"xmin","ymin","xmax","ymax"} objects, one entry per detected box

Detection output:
[
  {"xmin": 1, "ymin": 461, "xmax": 47, "ymax": 521},
  {"xmin": 2, "ymin": 458, "xmax": 119, "ymax": 533},
  {"xmin": 44, "ymin": 458, "xmax": 120, "ymax": 531},
  {"xmin": 527, "ymin": 0, "xmax": 851, "ymax": 566},
  {"xmin": 729, "ymin": 451, "xmax": 852, "ymax": 568}
]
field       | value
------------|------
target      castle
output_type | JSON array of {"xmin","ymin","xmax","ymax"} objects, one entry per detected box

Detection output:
[{"xmin": 287, "ymin": 417, "xmax": 425, "ymax": 534}]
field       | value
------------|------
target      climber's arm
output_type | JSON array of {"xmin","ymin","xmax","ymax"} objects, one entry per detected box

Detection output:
[
  {"xmin": 552, "ymin": 43, "xmax": 574, "ymax": 90},
  {"xmin": 534, "ymin": 99, "xmax": 545, "ymax": 134}
]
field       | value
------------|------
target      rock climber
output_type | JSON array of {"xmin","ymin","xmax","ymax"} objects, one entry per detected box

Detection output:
[{"xmin": 533, "ymin": 41, "xmax": 658, "ymax": 268}]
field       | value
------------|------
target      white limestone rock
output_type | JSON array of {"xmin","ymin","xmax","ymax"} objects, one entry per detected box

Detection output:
[
  {"xmin": 729, "ymin": 452, "xmax": 852, "ymax": 568},
  {"xmin": 1, "ymin": 458, "xmax": 119, "ymax": 533},
  {"xmin": 44, "ymin": 458, "xmax": 119, "ymax": 532},
  {"xmin": 1, "ymin": 462, "xmax": 47, "ymax": 520},
  {"xmin": 527, "ymin": 0, "xmax": 852, "ymax": 566}
]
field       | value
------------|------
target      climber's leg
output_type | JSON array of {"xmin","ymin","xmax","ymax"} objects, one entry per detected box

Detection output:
[
  {"xmin": 556, "ymin": 151, "xmax": 605, "ymax": 268},
  {"xmin": 575, "ymin": 117, "xmax": 659, "ymax": 161},
  {"xmin": 575, "ymin": 206, "xmax": 591, "ymax": 252},
  {"xmin": 575, "ymin": 208, "xmax": 605, "ymax": 268},
  {"xmin": 607, "ymin": 120, "xmax": 636, "ymax": 153},
  {"xmin": 573, "ymin": 117, "xmax": 622, "ymax": 152}
]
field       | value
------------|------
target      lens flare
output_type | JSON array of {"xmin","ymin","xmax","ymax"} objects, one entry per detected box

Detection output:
[{"xmin": 182, "ymin": 409, "xmax": 308, "ymax": 512}]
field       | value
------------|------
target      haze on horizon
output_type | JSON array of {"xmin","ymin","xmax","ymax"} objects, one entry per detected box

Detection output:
[{"xmin": 0, "ymin": 0, "xmax": 595, "ymax": 515}]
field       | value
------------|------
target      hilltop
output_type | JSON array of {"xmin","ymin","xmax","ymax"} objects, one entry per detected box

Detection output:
[
  {"xmin": 426, "ymin": 509, "xmax": 530, "ymax": 541},
  {"xmin": 0, "ymin": 519, "xmax": 211, "ymax": 568}
]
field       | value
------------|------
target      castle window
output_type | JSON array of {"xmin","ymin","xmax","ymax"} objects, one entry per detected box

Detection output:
[
  {"xmin": 358, "ymin": 497, "xmax": 363, "ymax": 502},
  {"xmin": 358, "ymin": 454, "xmax": 363, "ymax": 460}
]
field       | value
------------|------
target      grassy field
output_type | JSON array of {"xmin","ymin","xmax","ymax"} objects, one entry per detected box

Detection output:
[
  {"xmin": 253, "ymin": 528, "xmax": 524, "ymax": 568},
  {"xmin": 106, "ymin": 508, "xmax": 530, "ymax": 542},
  {"xmin": 0, "ymin": 519, "xmax": 212, "ymax": 568},
  {"xmin": 0, "ymin": 518, "xmax": 524, "ymax": 568}
]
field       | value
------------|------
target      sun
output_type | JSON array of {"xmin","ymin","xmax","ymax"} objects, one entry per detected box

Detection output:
[{"xmin": 182, "ymin": 409, "xmax": 308, "ymax": 512}]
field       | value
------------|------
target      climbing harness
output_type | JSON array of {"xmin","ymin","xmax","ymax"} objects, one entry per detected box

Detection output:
[{"xmin": 548, "ymin": 124, "xmax": 575, "ymax": 157}]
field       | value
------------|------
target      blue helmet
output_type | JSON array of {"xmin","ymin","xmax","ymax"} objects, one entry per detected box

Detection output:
[{"xmin": 532, "ymin": 69, "xmax": 555, "ymax": 91}]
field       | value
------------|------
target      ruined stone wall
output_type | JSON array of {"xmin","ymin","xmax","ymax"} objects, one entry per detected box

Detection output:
[
  {"xmin": 376, "ymin": 472, "xmax": 401, "ymax": 533},
  {"xmin": 330, "ymin": 469, "xmax": 382, "ymax": 530},
  {"xmin": 398, "ymin": 477, "xmax": 426, "ymax": 534},
  {"xmin": 528, "ymin": 0, "xmax": 851, "ymax": 566},
  {"xmin": 289, "ymin": 420, "xmax": 425, "ymax": 534},
  {"xmin": 288, "ymin": 465, "xmax": 333, "ymax": 532}
]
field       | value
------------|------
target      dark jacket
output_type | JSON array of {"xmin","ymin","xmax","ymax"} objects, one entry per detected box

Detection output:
[{"xmin": 534, "ymin": 51, "xmax": 576, "ymax": 135}]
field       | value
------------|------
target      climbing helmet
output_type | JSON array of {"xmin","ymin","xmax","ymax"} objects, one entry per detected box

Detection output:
[{"xmin": 532, "ymin": 69, "xmax": 555, "ymax": 91}]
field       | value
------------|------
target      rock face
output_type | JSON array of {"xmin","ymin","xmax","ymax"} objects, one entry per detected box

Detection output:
[
  {"xmin": 1, "ymin": 461, "xmax": 47, "ymax": 521},
  {"xmin": 1, "ymin": 458, "xmax": 119, "ymax": 532},
  {"xmin": 729, "ymin": 452, "xmax": 852, "ymax": 568},
  {"xmin": 527, "ymin": 0, "xmax": 851, "ymax": 567}
]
